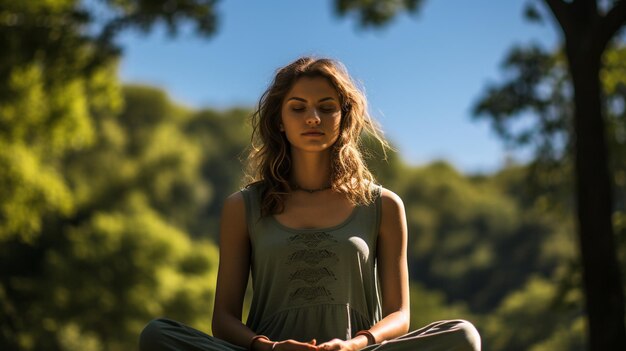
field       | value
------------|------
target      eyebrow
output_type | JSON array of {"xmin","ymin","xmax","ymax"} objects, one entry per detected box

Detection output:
[{"xmin": 287, "ymin": 97, "xmax": 336, "ymax": 103}]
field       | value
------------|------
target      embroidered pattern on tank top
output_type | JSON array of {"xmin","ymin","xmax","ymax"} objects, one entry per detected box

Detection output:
[
  {"xmin": 288, "ymin": 231, "xmax": 337, "ymax": 247},
  {"xmin": 286, "ymin": 232, "xmax": 338, "ymax": 304},
  {"xmin": 287, "ymin": 249, "xmax": 339, "ymax": 266},
  {"xmin": 289, "ymin": 267, "xmax": 337, "ymax": 284}
]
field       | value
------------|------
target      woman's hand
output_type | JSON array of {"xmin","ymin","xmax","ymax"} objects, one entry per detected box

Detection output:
[
  {"xmin": 316, "ymin": 338, "xmax": 362, "ymax": 351},
  {"xmin": 259, "ymin": 339, "xmax": 318, "ymax": 351}
]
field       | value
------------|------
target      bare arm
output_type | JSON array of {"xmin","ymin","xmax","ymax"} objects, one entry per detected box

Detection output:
[
  {"xmin": 369, "ymin": 188, "xmax": 411, "ymax": 340},
  {"xmin": 212, "ymin": 192, "xmax": 256, "ymax": 347},
  {"xmin": 212, "ymin": 192, "xmax": 318, "ymax": 351}
]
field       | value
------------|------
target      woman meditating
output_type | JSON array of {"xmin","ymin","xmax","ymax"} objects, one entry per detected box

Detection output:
[{"xmin": 139, "ymin": 57, "xmax": 481, "ymax": 351}]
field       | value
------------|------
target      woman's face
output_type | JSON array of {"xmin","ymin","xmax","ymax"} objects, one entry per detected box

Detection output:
[{"xmin": 280, "ymin": 76, "xmax": 342, "ymax": 154}]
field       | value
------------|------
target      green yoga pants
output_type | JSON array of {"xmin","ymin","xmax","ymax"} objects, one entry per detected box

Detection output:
[{"xmin": 139, "ymin": 318, "xmax": 481, "ymax": 351}]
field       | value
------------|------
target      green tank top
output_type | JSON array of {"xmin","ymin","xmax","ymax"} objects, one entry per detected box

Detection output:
[{"xmin": 241, "ymin": 183, "xmax": 383, "ymax": 343}]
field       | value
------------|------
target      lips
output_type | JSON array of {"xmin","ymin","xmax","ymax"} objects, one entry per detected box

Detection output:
[{"xmin": 302, "ymin": 130, "xmax": 325, "ymax": 136}]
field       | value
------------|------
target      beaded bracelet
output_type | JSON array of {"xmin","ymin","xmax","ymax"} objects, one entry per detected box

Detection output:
[
  {"xmin": 249, "ymin": 335, "xmax": 270, "ymax": 350},
  {"xmin": 355, "ymin": 330, "xmax": 376, "ymax": 346}
]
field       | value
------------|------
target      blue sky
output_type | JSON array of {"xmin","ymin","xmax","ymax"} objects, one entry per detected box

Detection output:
[{"xmin": 118, "ymin": 0, "xmax": 559, "ymax": 174}]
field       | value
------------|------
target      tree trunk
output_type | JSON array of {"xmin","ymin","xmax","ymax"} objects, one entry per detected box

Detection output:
[{"xmin": 569, "ymin": 43, "xmax": 626, "ymax": 351}]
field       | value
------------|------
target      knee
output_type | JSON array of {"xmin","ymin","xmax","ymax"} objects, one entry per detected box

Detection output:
[
  {"xmin": 454, "ymin": 320, "xmax": 481, "ymax": 351},
  {"xmin": 139, "ymin": 318, "xmax": 172, "ymax": 351}
]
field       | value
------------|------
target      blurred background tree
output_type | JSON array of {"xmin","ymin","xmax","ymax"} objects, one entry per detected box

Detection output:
[
  {"xmin": 472, "ymin": 2, "xmax": 626, "ymax": 347},
  {"xmin": 1, "ymin": 0, "xmax": 625, "ymax": 350},
  {"xmin": 0, "ymin": 0, "xmax": 223, "ymax": 349}
]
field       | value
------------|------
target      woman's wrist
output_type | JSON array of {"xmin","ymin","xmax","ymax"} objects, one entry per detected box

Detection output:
[
  {"xmin": 349, "ymin": 334, "xmax": 370, "ymax": 350},
  {"xmin": 250, "ymin": 335, "xmax": 275, "ymax": 351},
  {"xmin": 355, "ymin": 330, "xmax": 376, "ymax": 346},
  {"xmin": 251, "ymin": 337, "xmax": 276, "ymax": 351}
]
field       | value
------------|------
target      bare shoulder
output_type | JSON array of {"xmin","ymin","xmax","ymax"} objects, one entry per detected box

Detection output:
[
  {"xmin": 379, "ymin": 187, "xmax": 406, "ymax": 215},
  {"xmin": 219, "ymin": 190, "xmax": 247, "ymax": 237},
  {"xmin": 378, "ymin": 187, "xmax": 407, "ymax": 241},
  {"xmin": 223, "ymin": 190, "xmax": 245, "ymax": 211}
]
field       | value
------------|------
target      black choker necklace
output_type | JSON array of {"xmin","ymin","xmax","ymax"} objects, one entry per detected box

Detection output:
[{"xmin": 291, "ymin": 183, "xmax": 332, "ymax": 193}]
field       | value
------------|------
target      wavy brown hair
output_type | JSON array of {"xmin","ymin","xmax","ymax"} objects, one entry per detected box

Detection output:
[{"xmin": 245, "ymin": 56, "xmax": 389, "ymax": 216}]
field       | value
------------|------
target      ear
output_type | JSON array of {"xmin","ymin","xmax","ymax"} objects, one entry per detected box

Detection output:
[{"xmin": 279, "ymin": 123, "xmax": 284, "ymax": 132}]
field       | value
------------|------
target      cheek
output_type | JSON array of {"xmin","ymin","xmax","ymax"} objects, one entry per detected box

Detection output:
[
  {"xmin": 329, "ymin": 119, "xmax": 342, "ymax": 145},
  {"xmin": 332, "ymin": 115, "xmax": 343, "ymax": 134}
]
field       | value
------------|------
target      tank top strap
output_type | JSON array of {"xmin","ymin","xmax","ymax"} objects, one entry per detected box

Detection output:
[
  {"xmin": 346, "ymin": 184, "xmax": 383, "ymax": 243},
  {"xmin": 369, "ymin": 184, "xmax": 383, "ymax": 236}
]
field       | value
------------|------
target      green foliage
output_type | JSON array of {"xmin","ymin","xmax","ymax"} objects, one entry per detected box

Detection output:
[
  {"xmin": 528, "ymin": 316, "xmax": 585, "ymax": 351},
  {"xmin": 94, "ymin": 0, "xmax": 220, "ymax": 38},
  {"xmin": 46, "ymin": 194, "xmax": 219, "ymax": 349},
  {"xmin": 395, "ymin": 161, "xmax": 569, "ymax": 312},
  {"xmin": 0, "ymin": 60, "xmax": 110, "ymax": 242},
  {"xmin": 0, "ymin": 141, "xmax": 73, "ymax": 242},
  {"xmin": 0, "ymin": 3, "xmax": 240, "ymax": 344},
  {"xmin": 473, "ymin": 42, "xmax": 626, "ymax": 322},
  {"xmin": 482, "ymin": 275, "xmax": 584, "ymax": 351},
  {"xmin": 0, "ymin": 0, "xmax": 220, "ymax": 80},
  {"xmin": 375, "ymin": 158, "xmax": 581, "ymax": 350},
  {"xmin": 2, "ymin": 193, "xmax": 219, "ymax": 350},
  {"xmin": 361, "ymin": 132, "xmax": 404, "ymax": 186},
  {"xmin": 473, "ymin": 44, "xmax": 571, "ymax": 161},
  {"xmin": 0, "ymin": 76, "xmax": 260, "ymax": 349},
  {"xmin": 408, "ymin": 282, "xmax": 473, "ymax": 330},
  {"xmin": 603, "ymin": 46, "xmax": 626, "ymax": 216},
  {"xmin": 334, "ymin": 0, "xmax": 423, "ymax": 27},
  {"xmin": 473, "ymin": 42, "xmax": 626, "ymax": 212},
  {"xmin": 0, "ymin": 0, "xmax": 221, "ymax": 245},
  {"xmin": 184, "ymin": 107, "xmax": 251, "ymax": 238}
]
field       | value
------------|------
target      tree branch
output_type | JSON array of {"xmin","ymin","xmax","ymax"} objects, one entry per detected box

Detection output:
[
  {"xmin": 543, "ymin": 0, "xmax": 573, "ymax": 35},
  {"xmin": 573, "ymin": 0, "xmax": 597, "ymax": 15},
  {"xmin": 600, "ymin": 0, "xmax": 626, "ymax": 46}
]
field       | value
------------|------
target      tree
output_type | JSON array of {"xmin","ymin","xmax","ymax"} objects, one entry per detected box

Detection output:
[
  {"xmin": 540, "ymin": 2, "xmax": 626, "ymax": 348},
  {"xmin": 184, "ymin": 107, "xmax": 252, "ymax": 238},
  {"xmin": 0, "ymin": 0, "xmax": 220, "ymax": 244},
  {"xmin": 394, "ymin": 161, "xmax": 573, "ymax": 315},
  {"xmin": 472, "ymin": 1, "xmax": 626, "ymax": 348},
  {"xmin": 334, "ymin": 0, "xmax": 423, "ymax": 26},
  {"xmin": 483, "ymin": 275, "xmax": 585, "ymax": 351},
  {"xmin": 0, "ymin": 1, "xmax": 223, "ymax": 349},
  {"xmin": 0, "ymin": 80, "xmax": 230, "ymax": 350}
]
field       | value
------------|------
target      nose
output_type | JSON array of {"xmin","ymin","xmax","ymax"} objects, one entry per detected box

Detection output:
[{"xmin": 305, "ymin": 110, "xmax": 321, "ymax": 125}]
